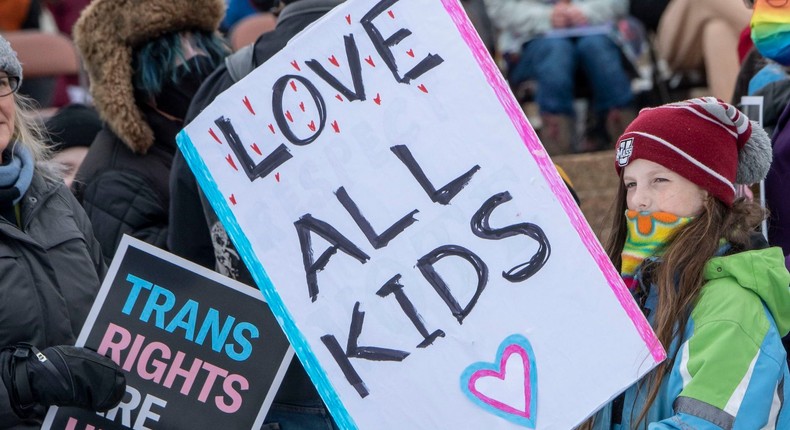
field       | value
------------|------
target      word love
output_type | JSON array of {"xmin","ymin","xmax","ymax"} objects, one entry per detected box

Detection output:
[{"xmin": 213, "ymin": 0, "xmax": 444, "ymax": 183}]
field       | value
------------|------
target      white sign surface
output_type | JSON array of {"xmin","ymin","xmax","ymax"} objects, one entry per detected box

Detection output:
[{"xmin": 178, "ymin": 0, "xmax": 665, "ymax": 428}]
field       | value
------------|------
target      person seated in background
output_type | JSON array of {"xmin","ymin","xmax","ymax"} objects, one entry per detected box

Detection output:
[
  {"xmin": 485, "ymin": 0, "xmax": 635, "ymax": 155},
  {"xmin": 44, "ymin": 103, "xmax": 101, "ymax": 189},
  {"xmin": 656, "ymin": 0, "xmax": 751, "ymax": 101}
]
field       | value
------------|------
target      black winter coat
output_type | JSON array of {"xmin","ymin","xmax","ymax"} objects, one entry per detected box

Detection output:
[
  {"xmin": 74, "ymin": 109, "xmax": 179, "ymax": 262},
  {"xmin": 0, "ymin": 172, "xmax": 105, "ymax": 428}
]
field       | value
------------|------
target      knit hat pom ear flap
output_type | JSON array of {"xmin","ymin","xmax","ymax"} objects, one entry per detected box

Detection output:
[{"xmin": 736, "ymin": 120, "xmax": 773, "ymax": 185}]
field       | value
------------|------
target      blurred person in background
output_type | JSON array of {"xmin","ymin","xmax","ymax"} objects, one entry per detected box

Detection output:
[
  {"xmin": 656, "ymin": 0, "xmax": 752, "ymax": 101},
  {"xmin": 72, "ymin": 0, "xmax": 229, "ymax": 262},
  {"xmin": 485, "ymin": 0, "xmax": 635, "ymax": 154},
  {"xmin": 44, "ymin": 103, "xmax": 100, "ymax": 189}
]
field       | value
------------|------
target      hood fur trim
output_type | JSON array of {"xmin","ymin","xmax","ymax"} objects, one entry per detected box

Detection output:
[{"xmin": 73, "ymin": 0, "xmax": 225, "ymax": 153}]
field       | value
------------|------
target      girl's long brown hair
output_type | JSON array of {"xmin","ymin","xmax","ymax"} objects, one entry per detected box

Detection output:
[{"xmin": 599, "ymin": 178, "xmax": 765, "ymax": 428}]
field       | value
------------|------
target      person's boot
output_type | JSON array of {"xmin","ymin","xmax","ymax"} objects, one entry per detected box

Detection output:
[
  {"xmin": 605, "ymin": 108, "xmax": 637, "ymax": 147},
  {"xmin": 539, "ymin": 114, "xmax": 574, "ymax": 155},
  {"xmin": 579, "ymin": 111, "xmax": 609, "ymax": 153}
]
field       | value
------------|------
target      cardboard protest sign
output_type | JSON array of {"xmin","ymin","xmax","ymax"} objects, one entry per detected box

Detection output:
[
  {"xmin": 42, "ymin": 236, "xmax": 292, "ymax": 430},
  {"xmin": 177, "ymin": 0, "xmax": 666, "ymax": 428}
]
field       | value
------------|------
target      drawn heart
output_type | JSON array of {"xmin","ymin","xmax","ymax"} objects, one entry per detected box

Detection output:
[{"xmin": 460, "ymin": 334, "xmax": 538, "ymax": 428}]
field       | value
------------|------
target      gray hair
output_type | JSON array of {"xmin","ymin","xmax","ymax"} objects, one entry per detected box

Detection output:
[{"xmin": 12, "ymin": 94, "xmax": 58, "ymax": 179}]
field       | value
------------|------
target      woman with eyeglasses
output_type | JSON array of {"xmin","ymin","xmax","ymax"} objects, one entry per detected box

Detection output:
[
  {"xmin": 0, "ymin": 35, "xmax": 126, "ymax": 428},
  {"xmin": 655, "ymin": 0, "xmax": 753, "ymax": 101}
]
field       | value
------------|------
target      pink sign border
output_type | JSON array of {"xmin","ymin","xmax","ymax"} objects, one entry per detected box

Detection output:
[{"xmin": 439, "ymin": 0, "xmax": 665, "ymax": 363}]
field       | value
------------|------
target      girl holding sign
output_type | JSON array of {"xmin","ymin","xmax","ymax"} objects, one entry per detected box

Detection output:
[{"xmin": 588, "ymin": 97, "xmax": 790, "ymax": 428}]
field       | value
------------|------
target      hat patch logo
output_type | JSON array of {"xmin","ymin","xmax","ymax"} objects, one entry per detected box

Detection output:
[{"xmin": 616, "ymin": 138, "xmax": 634, "ymax": 167}]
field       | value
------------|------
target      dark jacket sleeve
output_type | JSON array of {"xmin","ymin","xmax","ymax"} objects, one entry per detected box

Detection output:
[
  {"xmin": 63, "ymin": 184, "xmax": 108, "ymax": 280},
  {"xmin": 168, "ymin": 151, "xmax": 215, "ymax": 269},
  {"xmin": 168, "ymin": 64, "xmax": 237, "ymax": 268},
  {"xmin": 81, "ymin": 170, "xmax": 168, "ymax": 263}
]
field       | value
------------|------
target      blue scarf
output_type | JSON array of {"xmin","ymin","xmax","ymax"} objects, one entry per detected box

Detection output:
[{"xmin": 0, "ymin": 143, "xmax": 34, "ymax": 206}]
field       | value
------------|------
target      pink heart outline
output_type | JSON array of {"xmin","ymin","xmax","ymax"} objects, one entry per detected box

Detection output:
[
  {"xmin": 460, "ymin": 334, "xmax": 538, "ymax": 427},
  {"xmin": 467, "ymin": 344, "xmax": 531, "ymax": 418}
]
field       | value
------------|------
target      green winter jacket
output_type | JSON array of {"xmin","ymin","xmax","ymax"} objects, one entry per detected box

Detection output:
[{"xmin": 593, "ymin": 246, "xmax": 790, "ymax": 429}]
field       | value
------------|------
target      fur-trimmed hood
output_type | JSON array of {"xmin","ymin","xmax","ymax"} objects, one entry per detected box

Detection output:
[{"xmin": 73, "ymin": 0, "xmax": 225, "ymax": 154}]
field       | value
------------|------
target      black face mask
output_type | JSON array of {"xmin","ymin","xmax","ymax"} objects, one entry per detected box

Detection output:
[{"xmin": 154, "ymin": 55, "xmax": 215, "ymax": 120}]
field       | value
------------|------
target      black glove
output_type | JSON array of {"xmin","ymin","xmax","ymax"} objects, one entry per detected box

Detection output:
[{"xmin": 1, "ymin": 344, "xmax": 126, "ymax": 418}]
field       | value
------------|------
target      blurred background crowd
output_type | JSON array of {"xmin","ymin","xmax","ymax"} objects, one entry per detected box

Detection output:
[{"xmin": 1, "ymin": 0, "xmax": 789, "ymax": 427}]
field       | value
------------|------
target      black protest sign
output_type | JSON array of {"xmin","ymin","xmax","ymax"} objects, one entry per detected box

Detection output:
[{"xmin": 42, "ymin": 236, "xmax": 292, "ymax": 430}]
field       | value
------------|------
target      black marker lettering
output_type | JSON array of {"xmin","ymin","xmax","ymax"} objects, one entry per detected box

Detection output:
[
  {"xmin": 377, "ymin": 274, "xmax": 445, "ymax": 348},
  {"xmin": 361, "ymin": 0, "xmax": 444, "ymax": 84},
  {"xmin": 322, "ymin": 301, "xmax": 411, "ymax": 398},
  {"xmin": 336, "ymin": 186, "xmax": 418, "ymax": 249},
  {"xmin": 321, "ymin": 335, "xmax": 369, "ymax": 398},
  {"xmin": 391, "ymin": 145, "xmax": 480, "ymax": 205},
  {"xmin": 215, "ymin": 116, "xmax": 292, "ymax": 182},
  {"xmin": 470, "ymin": 192, "xmax": 551, "ymax": 282},
  {"xmin": 294, "ymin": 214, "xmax": 370, "ymax": 302},
  {"xmin": 306, "ymin": 34, "xmax": 366, "ymax": 102},
  {"xmin": 417, "ymin": 245, "xmax": 488, "ymax": 324},
  {"xmin": 272, "ymin": 75, "xmax": 327, "ymax": 146}
]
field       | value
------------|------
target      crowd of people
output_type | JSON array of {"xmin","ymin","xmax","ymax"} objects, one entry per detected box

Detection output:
[{"xmin": 0, "ymin": 0, "xmax": 789, "ymax": 428}]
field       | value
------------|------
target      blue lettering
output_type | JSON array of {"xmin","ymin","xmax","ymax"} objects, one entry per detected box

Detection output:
[
  {"xmin": 140, "ymin": 285, "xmax": 176, "ymax": 329},
  {"xmin": 164, "ymin": 299, "xmax": 199, "ymax": 340},
  {"xmin": 226, "ymin": 322, "xmax": 259, "ymax": 361},
  {"xmin": 122, "ymin": 274, "xmax": 154, "ymax": 315},
  {"xmin": 195, "ymin": 309, "xmax": 235, "ymax": 353}
]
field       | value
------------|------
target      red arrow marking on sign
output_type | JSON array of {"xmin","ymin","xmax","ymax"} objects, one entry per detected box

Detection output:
[
  {"xmin": 388, "ymin": 10, "xmax": 394, "ymax": 18},
  {"xmin": 328, "ymin": 55, "xmax": 339, "ymax": 67},
  {"xmin": 365, "ymin": 56, "xmax": 375, "ymax": 67},
  {"xmin": 345, "ymin": 14, "xmax": 351, "ymax": 24},
  {"xmin": 290, "ymin": 60, "xmax": 300, "ymax": 71},
  {"xmin": 335, "ymin": 94, "xmax": 344, "ymax": 102},
  {"xmin": 299, "ymin": 101, "xmax": 305, "ymax": 112},
  {"xmin": 418, "ymin": 84, "xmax": 428, "ymax": 93},
  {"xmin": 242, "ymin": 96, "xmax": 255, "ymax": 115},
  {"xmin": 226, "ymin": 154, "xmax": 238, "ymax": 171},
  {"xmin": 374, "ymin": 93, "xmax": 381, "ymax": 105},
  {"xmin": 407, "ymin": 49, "xmax": 414, "ymax": 57},
  {"xmin": 308, "ymin": 120, "xmax": 316, "ymax": 132},
  {"xmin": 290, "ymin": 81, "xmax": 298, "ymax": 92},
  {"xmin": 229, "ymin": 194, "xmax": 237, "ymax": 205},
  {"xmin": 268, "ymin": 124, "xmax": 275, "ymax": 134},
  {"xmin": 275, "ymin": 173, "xmax": 280, "ymax": 182},
  {"xmin": 285, "ymin": 111, "xmax": 293, "ymax": 122},
  {"xmin": 251, "ymin": 143, "xmax": 262, "ymax": 155},
  {"xmin": 209, "ymin": 128, "xmax": 222, "ymax": 144},
  {"xmin": 332, "ymin": 120, "xmax": 340, "ymax": 133}
]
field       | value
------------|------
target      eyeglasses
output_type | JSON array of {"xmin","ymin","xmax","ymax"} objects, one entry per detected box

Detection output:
[{"xmin": 0, "ymin": 76, "xmax": 20, "ymax": 97}]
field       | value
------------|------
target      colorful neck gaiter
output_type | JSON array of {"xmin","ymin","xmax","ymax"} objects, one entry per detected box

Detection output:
[
  {"xmin": 751, "ymin": 0, "xmax": 790, "ymax": 66},
  {"xmin": 621, "ymin": 210, "xmax": 693, "ymax": 290}
]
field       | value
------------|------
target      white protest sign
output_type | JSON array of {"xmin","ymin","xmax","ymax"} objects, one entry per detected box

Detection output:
[{"xmin": 177, "ymin": 0, "xmax": 665, "ymax": 428}]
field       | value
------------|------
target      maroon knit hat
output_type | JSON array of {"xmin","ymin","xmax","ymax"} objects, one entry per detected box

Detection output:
[{"xmin": 614, "ymin": 97, "xmax": 772, "ymax": 206}]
